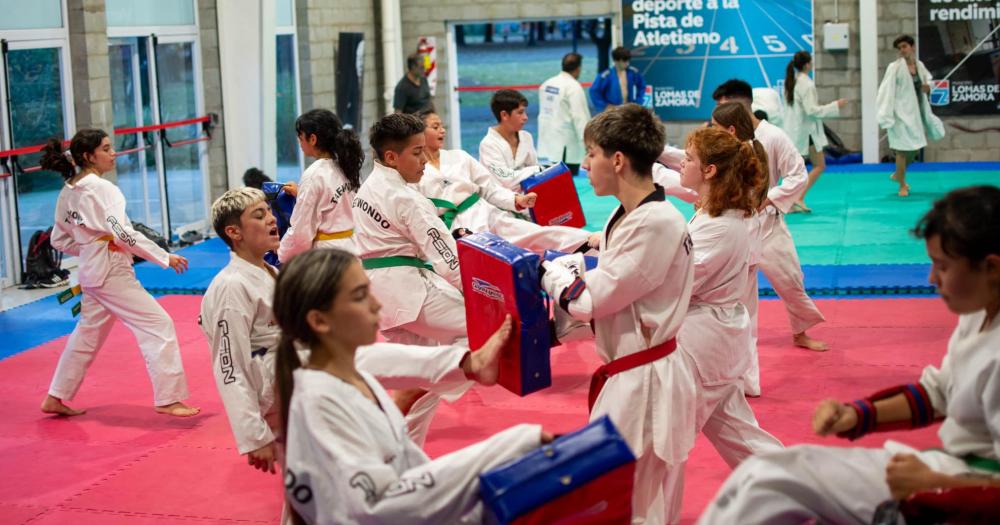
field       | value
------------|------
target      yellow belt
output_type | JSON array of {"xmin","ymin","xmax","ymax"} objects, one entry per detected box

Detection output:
[
  {"xmin": 314, "ymin": 229, "xmax": 353, "ymax": 241},
  {"xmin": 98, "ymin": 235, "xmax": 115, "ymax": 248}
]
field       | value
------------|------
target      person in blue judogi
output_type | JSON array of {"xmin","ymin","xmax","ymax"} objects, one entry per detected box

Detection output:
[{"xmin": 589, "ymin": 46, "xmax": 647, "ymax": 113}]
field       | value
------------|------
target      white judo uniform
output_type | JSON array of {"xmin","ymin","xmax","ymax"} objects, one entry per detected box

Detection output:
[
  {"xmin": 742, "ymin": 120, "xmax": 826, "ymax": 395},
  {"xmin": 478, "ymin": 127, "xmax": 543, "ymax": 191},
  {"xmin": 783, "ymin": 73, "xmax": 840, "ymax": 155},
  {"xmin": 542, "ymin": 186, "xmax": 697, "ymax": 525},
  {"xmin": 537, "ymin": 71, "xmax": 591, "ymax": 165},
  {"xmin": 679, "ymin": 210, "xmax": 783, "ymax": 469},
  {"xmin": 353, "ymin": 161, "xmax": 469, "ymax": 446},
  {"xmin": 48, "ymin": 174, "xmax": 189, "ymax": 406},
  {"xmin": 200, "ymin": 252, "xmax": 475, "ymax": 455},
  {"xmin": 417, "ymin": 149, "xmax": 589, "ymax": 253},
  {"xmin": 277, "ymin": 158, "xmax": 357, "ymax": 262},
  {"xmin": 699, "ymin": 310, "xmax": 1000, "ymax": 525},
  {"xmin": 876, "ymin": 57, "xmax": 945, "ymax": 153},
  {"xmin": 284, "ymin": 367, "xmax": 541, "ymax": 525}
]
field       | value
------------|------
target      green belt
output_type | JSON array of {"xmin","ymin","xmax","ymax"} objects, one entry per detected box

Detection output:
[
  {"xmin": 429, "ymin": 193, "xmax": 480, "ymax": 230},
  {"xmin": 964, "ymin": 454, "xmax": 1000, "ymax": 473},
  {"xmin": 361, "ymin": 255, "xmax": 434, "ymax": 272}
]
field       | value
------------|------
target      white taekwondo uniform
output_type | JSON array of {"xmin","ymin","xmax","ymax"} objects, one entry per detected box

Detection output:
[
  {"xmin": 478, "ymin": 127, "xmax": 543, "ymax": 191},
  {"xmin": 541, "ymin": 186, "xmax": 697, "ymax": 525},
  {"xmin": 48, "ymin": 173, "xmax": 189, "ymax": 407},
  {"xmin": 277, "ymin": 158, "xmax": 357, "ymax": 262},
  {"xmin": 699, "ymin": 310, "xmax": 1000, "ymax": 525},
  {"xmin": 679, "ymin": 209, "xmax": 783, "ymax": 470},
  {"xmin": 353, "ymin": 161, "xmax": 469, "ymax": 446},
  {"xmin": 783, "ymin": 72, "xmax": 840, "ymax": 156},
  {"xmin": 876, "ymin": 57, "xmax": 945, "ymax": 153},
  {"xmin": 200, "ymin": 252, "xmax": 475, "ymax": 455},
  {"xmin": 284, "ymin": 366, "xmax": 542, "ymax": 525},
  {"xmin": 537, "ymin": 71, "xmax": 591, "ymax": 165},
  {"xmin": 417, "ymin": 148, "xmax": 589, "ymax": 253}
]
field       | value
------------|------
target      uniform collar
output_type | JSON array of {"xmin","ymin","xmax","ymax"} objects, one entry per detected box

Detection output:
[
  {"xmin": 606, "ymin": 184, "xmax": 666, "ymax": 242},
  {"xmin": 229, "ymin": 251, "xmax": 277, "ymax": 279},
  {"xmin": 373, "ymin": 161, "xmax": 408, "ymax": 186}
]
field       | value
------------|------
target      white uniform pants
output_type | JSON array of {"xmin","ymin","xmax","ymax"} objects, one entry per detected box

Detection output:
[
  {"xmin": 48, "ymin": 263, "xmax": 189, "ymax": 406},
  {"xmin": 696, "ymin": 382, "xmax": 783, "ymax": 468},
  {"xmin": 381, "ymin": 277, "xmax": 468, "ymax": 447},
  {"xmin": 456, "ymin": 200, "xmax": 590, "ymax": 254},
  {"xmin": 631, "ymin": 448, "xmax": 686, "ymax": 525}
]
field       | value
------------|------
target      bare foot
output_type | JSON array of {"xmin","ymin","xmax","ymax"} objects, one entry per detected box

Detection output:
[
  {"xmin": 890, "ymin": 172, "xmax": 899, "ymax": 182},
  {"xmin": 41, "ymin": 395, "xmax": 86, "ymax": 416},
  {"xmin": 898, "ymin": 184, "xmax": 910, "ymax": 197},
  {"xmin": 793, "ymin": 332, "xmax": 829, "ymax": 352},
  {"xmin": 464, "ymin": 315, "xmax": 512, "ymax": 386},
  {"xmin": 155, "ymin": 402, "xmax": 201, "ymax": 417}
]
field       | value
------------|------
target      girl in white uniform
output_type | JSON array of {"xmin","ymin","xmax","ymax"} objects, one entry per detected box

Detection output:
[
  {"xmin": 478, "ymin": 90, "xmax": 544, "ymax": 190},
  {"xmin": 201, "ymin": 188, "xmax": 515, "ymax": 475},
  {"xmin": 353, "ymin": 113, "xmax": 469, "ymax": 446},
  {"xmin": 540, "ymin": 104, "xmax": 697, "ymax": 525},
  {"xmin": 676, "ymin": 127, "xmax": 783, "ymax": 470},
  {"xmin": 877, "ymin": 35, "xmax": 945, "ymax": 197},
  {"xmin": 39, "ymin": 130, "xmax": 198, "ymax": 417},
  {"xmin": 781, "ymin": 51, "xmax": 847, "ymax": 212},
  {"xmin": 417, "ymin": 110, "xmax": 590, "ymax": 253},
  {"xmin": 273, "ymin": 248, "xmax": 550, "ymax": 525},
  {"xmin": 276, "ymin": 109, "xmax": 363, "ymax": 262},
  {"xmin": 699, "ymin": 186, "xmax": 1000, "ymax": 525}
]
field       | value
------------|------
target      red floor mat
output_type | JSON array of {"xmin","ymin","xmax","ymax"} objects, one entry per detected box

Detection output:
[{"xmin": 2, "ymin": 296, "xmax": 954, "ymax": 524}]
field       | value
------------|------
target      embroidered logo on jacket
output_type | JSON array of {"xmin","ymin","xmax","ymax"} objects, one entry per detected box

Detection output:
[
  {"xmin": 471, "ymin": 278, "xmax": 504, "ymax": 302},
  {"xmin": 547, "ymin": 212, "xmax": 573, "ymax": 226},
  {"xmin": 106, "ymin": 216, "xmax": 137, "ymax": 246},
  {"xmin": 352, "ymin": 198, "xmax": 391, "ymax": 229},
  {"xmin": 216, "ymin": 320, "xmax": 236, "ymax": 384},
  {"xmin": 426, "ymin": 228, "xmax": 459, "ymax": 270}
]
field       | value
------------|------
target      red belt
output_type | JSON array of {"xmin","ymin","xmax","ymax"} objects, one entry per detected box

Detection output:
[{"xmin": 588, "ymin": 338, "xmax": 677, "ymax": 412}]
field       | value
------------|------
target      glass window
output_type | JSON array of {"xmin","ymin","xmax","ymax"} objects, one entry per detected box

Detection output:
[
  {"xmin": 6, "ymin": 47, "xmax": 67, "ymax": 257},
  {"xmin": 0, "ymin": 0, "xmax": 63, "ymax": 30},
  {"xmin": 276, "ymin": 33, "xmax": 300, "ymax": 183},
  {"xmin": 276, "ymin": 0, "xmax": 294, "ymax": 29},
  {"xmin": 105, "ymin": 0, "xmax": 196, "ymax": 27}
]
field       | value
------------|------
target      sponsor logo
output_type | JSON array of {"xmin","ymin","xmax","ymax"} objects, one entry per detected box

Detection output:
[
  {"xmin": 216, "ymin": 320, "xmax": 236, "ymax": 384},
  {"xmin": 106, "ymin": 216, "xmax": 137, "ymax": 246},
  {"xmin": 547, "ymin": 212, "xmax": 573, "ymax": 226},
  {"xmin": 544, "ymin": 85, "xmax": 560, "ymax": 95},
  {"xmin": 427, "ymin": 228, "xmax": 459, "ymax": 270},
  {"xmin": 471, "ymin": 277, "xmax": 504, "ymax": 302},
  {"xmin": 930, "ymin": 80, "xmax": 950, "ymax": 106},
  {"xmin": 352, "ymin": 197, "xmax": 391, "ymax": 229},
  {"xmin": 286, "ymin": 469, "xmax": 314, "ymax": 504}
]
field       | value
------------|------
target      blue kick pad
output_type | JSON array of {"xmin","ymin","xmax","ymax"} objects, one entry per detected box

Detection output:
[{"xmin": 759, "ymin": 263, "xmax": 934, "ymax": 297}]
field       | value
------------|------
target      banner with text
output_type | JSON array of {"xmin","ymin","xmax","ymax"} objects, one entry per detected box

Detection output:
[
  {"xmin": 919, "ymin": 0, "xmax": 1000, "ymax": 116},
  {"xmin": 622, "ymin": 0, "xmax": 814, "ymax": 121}
]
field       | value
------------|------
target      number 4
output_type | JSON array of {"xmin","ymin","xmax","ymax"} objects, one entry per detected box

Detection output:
[
  {"xmin": 762, "ymin": 35, "xmax": 787, "ymax": 53},
  {"xmin": 720, "ymin": 36, "xmax": 739, "ymax": 54}
]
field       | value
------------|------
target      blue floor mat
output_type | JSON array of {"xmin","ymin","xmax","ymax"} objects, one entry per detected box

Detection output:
[
  {"xmin": 133, "ymin": 238, "xmax": 230, "ymax": 294},
  {"xmin": 758, "ymin": 263, "xmax": 933, "ymax": 297}
]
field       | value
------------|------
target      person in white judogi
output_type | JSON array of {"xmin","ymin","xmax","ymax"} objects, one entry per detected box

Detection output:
[
  {"xmin": 201, "ymin": 188, "xmax": 513, "ymax": 476},
  {"xmin": 711, "ymin": 82, "xmax": 828, "ymax": 397},
  {"xmin": 478, "ymin": 89, "xmax": 544, "ymax": 190},
  {"xmin": 272, "ymin": 248, "xmax": 551, "ymax": 525},
  {"xmin": 39, "ymin": 130, "xmax": 198, "ymax": 418},
  {"xmin": 416, "ymin": 110, "xmax": 591, "ymax": 253},
  {"xmin": 353, "ymin": 113, "xmax": 469, "ymax": 446},
  {"xmin": 537, "ymin": 52, "xmax": 591, "ymax": 173},
  {"xmin": 877, "ymin": 34, "xmax": 945, "ymax": 198},
  {"xmin": 277, "ymin": 109, "xmax": 364, "ymax": 261},
  {"xmin": 699, "ymin": 186, "xmax": 1000, "ymax": 525},
  {"xmin": 541, "ymin": 105, "xmax": 697, "ymax": 525},
  {"xmin": 676, "ymin": 127, "xmax": 783, "ymax": 470},
  {"xmin": 781, "ymin": 51, "xmax": 847, "ymax": 212}
]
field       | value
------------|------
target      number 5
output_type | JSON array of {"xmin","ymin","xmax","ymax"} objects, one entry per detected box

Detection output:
[{"xmin": 762, "ymin": 35, "xmax": 786, "ymax": 53}]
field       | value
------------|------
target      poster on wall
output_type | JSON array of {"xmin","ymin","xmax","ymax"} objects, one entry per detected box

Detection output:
[
  {"xmin": 622, "ymin": 0, "xmax": 814, "ymax": 121},
  {"xmin": 918, "ymin": 0, "xmax": 1000, "ymax": 116}
]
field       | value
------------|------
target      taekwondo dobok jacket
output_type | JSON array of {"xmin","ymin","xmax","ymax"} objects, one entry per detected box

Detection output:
[
  {"xmin": 284, "ymin": 367, "xmax": 542, "ymax": 524},
  {"xmin": 876, "ymin": 57, "xmax": 945, "ymax": 152},
  {"xmin": 478, "ymin": 128, "xmax": 542, "ymax": 191},
  {"xmin": 51, "ymin": 174, "xmax": 170, "ymax": 288},
  {"xmin": 417, "ymin": 149, "xmax": 517, "ymax": 214},
  {"xmin": 277, "ymin": 158, "xmax": 357, "ymax": 261},
  {"xmin": 783, "ymin": 73, "xmax": 840, "ymax": 155},
  {"xmin": 754, "ymin": 119, "xmax": 809, "ymax": 214},
  {"xmin": 537, "ymin": 71, "xmax": 591, "ymax": 165},
  {"xmin": 200, "ymin": 252, "xmax": 473, "ymax": 454},
  {"xmin": 353, "ymin": 162, "xmax": 464, "ymax": 329},
  {"xmin": 589, "ymin": 66, "xmax": 647, "ymax": 112}
]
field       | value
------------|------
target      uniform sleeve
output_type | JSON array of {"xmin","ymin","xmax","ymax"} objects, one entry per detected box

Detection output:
[
  {"xmin": 589, "ymin": 72, "xmax": 609, "ymax": 113},
  {"xmin": 765, "ymin": 133, "xmax": 809, "ymax": 213},
  {"xmin": 98, "ymin": 185, "xmax": 170, "ymax": 268},
  {"xmin": 797, "ymin": 80, "xmax": 840, "ymax": 120},
  {"xmin": 657, "ymin": 145, "xmax": 685, "ymax": 171},
  {"xmin": 982, "ymin": 361, "xmax": 1000, "ymax": 459},
  {"xmin": 652, "ymin": 164, "xmax": 699, "ymax": 204},
  {"xmin": 465, "ymin": 153, "xmax": 517, "ymax": 211},
  {"xmin": 569, "ymin": 84, "xmax": 592, "ymax": 141},
  {"xmin": 633, "ymin": 71, "xmax": 647, "ymax": 106},
  {"xmin": 356, "ymin": 342, "xmax": 468, "ymax": 391},
  {"xmin": 479, "ymin": 140, "xmax": 539, "ymax": 191},
  {"xmin": 50, "ymin": 210, "xmax": 82, "ymax": 256},
  {"xmin": 278, "ymin": 172, "xmax": 322, "ymax": 263},
  {"xmin": 876, "ymin": 63, "xmax": 897, "ymax": 130},
  {"xmin": 209, "ymin": 306, "xmax": 275, "ymax": 454},
  {"xmin": 401, "ymin": 198, "xmax": 464, "ymax": 290}
]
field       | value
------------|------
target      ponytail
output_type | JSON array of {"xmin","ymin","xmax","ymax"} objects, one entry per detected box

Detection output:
[
  {"xmin": 334, "ymin": 127, "xmax": 363, "ymax": 192},
  {"xmin": 734, "ymin": 141, "xmax": 766, "ymax": 216},
  {"xmin": 40, "ymin": 128, "xmax": 109, "ymax": 181},
  {"xmin": 295, "ymin": 109, "xmax": 364, "ymax": 191},
  {"xmin": 40, "ymin": 139, "xmax": 75, "ymax": 180},
  {"xmin": 750, "ymin": 139, "xmax": 769, "ymax": 208},
  {"xmin": 686, "ymin": 127, "xmax": 763, "ymax": 217},
  {"xmin": 784, "ymin": 51, "xmax": 812, "ymax": 105}
]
